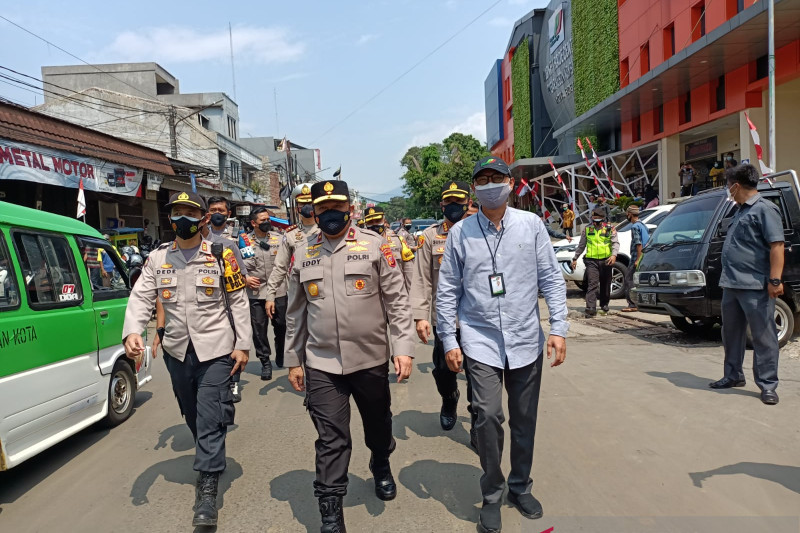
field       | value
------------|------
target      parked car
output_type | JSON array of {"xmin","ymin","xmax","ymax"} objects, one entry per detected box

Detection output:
[
  {"xmin": 632, "ymin": 170, "xmax": 800, "ymax": 347},
  {"xmin": 410, "ymin": 218, "xmax": 438, "ymax": 239},
  {"xmin": 553, "ymin": 204, "xmax": 674, "ymax": 299},
  {"xmin": 390, "ymin": 221, "xmax": 401, "ymax": 232}
]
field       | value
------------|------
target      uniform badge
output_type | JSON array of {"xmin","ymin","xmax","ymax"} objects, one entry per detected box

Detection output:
[
  {"xmin": 435, "ymin": 246, "xmax": 445, "ymax": 253},
  {"xmin": 161, "ymin": 289, "xmax": 172, "ymax": 299},
  {"xmin": 417, "ymin": 235, "xmax": 425, "ymax": 246},
  {"xmin": 202, "ymin": 276, "xmax": 214, "ymax": 285},
  {"xmin": 354, "ymin": 279, "xmax": 366, "ymax": 291},
  {"xmin": 380, "ymin": 244, "xmax": 396, "ymax": 268},
  {"xmin": 308, "ymin": 282, "xmax": 319, "ymax": 297},
  {"xmin": 348, "ymin": 245, "xmax": 368, "ymax": 252},
  {"xmin": 438, "ymin": 256, "xmax": 443, "ymax": 265},
  {"xmin": 205, "ymin": 262, "xmax": 216, "ymax": 267},
  {"xmin": 160, "ymin": 278, "xmax": 172, "ymax": 285},
  {"xmin": 205, "ymin": 287, "xmax": 214, "ymax": 296},
  {"xmin": 324, "ymin": 182, "xmax": 334, "ymax": 193},
  {"xmin": 161, "ymin": 263, "xmax": 173, "ymax": 269}
]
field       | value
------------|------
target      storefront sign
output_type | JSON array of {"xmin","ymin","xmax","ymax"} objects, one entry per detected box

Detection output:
[
  {"xmin": 147, "ymin": 174, "xmax": 163, "ymax": 191},
  {"xmin": 539, "ymin": 0, "xmax": 575, "ymax": 130},
  {"xmin": 548, "ymin": 6, "xmax": 565, "ymax": 52},
  {"xmin": 684, "ymin": 137, "xmax": 718, "ymax": 162},
  {"xmin": 235, "ymin": 205, "xmax": 251, "ymax": 216},
  {"xmin": 0, "ymin": 138, "xmax": 144, "ymax": 196}
]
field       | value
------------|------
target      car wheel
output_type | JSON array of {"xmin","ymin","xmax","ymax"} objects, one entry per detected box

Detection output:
[
  {"xmin": 610, "ymin": 262, "xmax": 628, "ymax": 300},
  {"xmin": 670, "ymin": 316, "xmax": 715, "ymax": 335},
  {"xmin": 104, "ymin": 359, "xmax": 136, "ymax": 427},
  {"xmin": 746, "ymin": 298, "xmax": 794, "ymax": 348}
]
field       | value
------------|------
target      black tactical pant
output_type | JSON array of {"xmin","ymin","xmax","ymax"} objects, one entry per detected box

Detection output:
[
  {"xmin": 432, "ymin": 327, "xmax": 474, "ymax": 424},
  {"xmin": 249, "ymin": 295, "xmax": 287, "ymax": 367},
  {"xmin": 163, "ymin": 344, "xmax": 234, "ymax": 473},
  {"xmin": 584, "ymin": 257, "xmax": 612, "ymax": 313},
  {"xmin": 306, "ymin": 362, "xmax": 395, "ymax": 498}
]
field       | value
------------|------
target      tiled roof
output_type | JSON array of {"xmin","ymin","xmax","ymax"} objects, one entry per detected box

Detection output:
[{"xmin": 0, "ymin": 101, "xmax": 174, "ymax": 176}]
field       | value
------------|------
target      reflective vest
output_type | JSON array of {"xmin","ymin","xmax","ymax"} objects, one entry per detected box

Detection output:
[{"xmin": 585, "ymin": 225, "xmax": 613, "ymax": 259}]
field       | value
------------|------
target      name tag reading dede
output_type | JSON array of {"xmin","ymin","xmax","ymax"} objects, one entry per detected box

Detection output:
[{"xmin": 489, "ymin": 272, "xmax": 506, "ymax": 297}]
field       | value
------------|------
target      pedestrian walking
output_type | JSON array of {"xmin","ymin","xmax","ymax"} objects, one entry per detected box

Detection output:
[
  {"xmin": 285, "ymin": 180, "xmax": 415, "ymax": 533},
  {"xmin": 709, "ymin": 164, "xmax": 784, "ymax": 405},
  {"xmin": 571, "ymin": 207, "xmax": 619, "ymax": 317},
  {"xmin": 122, "ymin": 191, "xmax": 251, "ymax": 527},
  {"xmin": 363, "ymin": 206, "xmax": 415, "ymax": 293},
  {"xmin": 560, "ymin": 203, "xmax": 574, "ymax": 238},
  {"xmin": 410, "ymin": 180, "xmax": 476, "ymax": 444},
  {"xmin": 436, "ymin": 156, "xmax": 568, "ymax": 533},
  {"xmin": 621, "ymin": 205, "xmax": 649, "ymax": 312},
  {"xmin": 397, "ymin": 217, "xmax": 418, "ymax": 251}
]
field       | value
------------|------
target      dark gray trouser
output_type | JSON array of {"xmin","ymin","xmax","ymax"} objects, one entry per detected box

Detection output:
[
  {"xmin": 163, "ymin": 344, "xmax": 235, "ymax": 472},
  {"xmin": 248, "ymin": 295, "xmax": 288, "ymax": 368},
  {"xmin": 465, "ymin": 354, "xmax": 544, "ymax": 504},
  {"xmin": 721, "ymin": 288, "xmax": 780, "ymax": 391},
  {"xmin": 432, "ymin": 327, "xmax": 474, "ymax": 423},
  {"xmin": 305, "ymin": 362, "xmax": 395, "ymax": 498},
  {"xmin": 624, "ymin": 255, "xmax": 638, "ymax": 308},
  {"xmin": 585, "ymin": 257, "xmax": 612, "ymax": 312}
]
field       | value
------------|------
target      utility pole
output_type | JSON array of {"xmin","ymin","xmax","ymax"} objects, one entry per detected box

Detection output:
[
  {"xmin": 229, "ymin": 23, "xmax": 237, "ymax": 102},
  {"xmin": 274, "ymin": 88, "xmax": 280, "ymax": 136},
  {"xmin": 768, "ymin": 0, "xmax": 776, "ymax": 171},
  {"xmin": 168, "ymin": 105, "xmax": 178, "ymax": 158}
]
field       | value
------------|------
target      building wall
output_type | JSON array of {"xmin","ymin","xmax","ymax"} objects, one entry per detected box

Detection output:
[
  {"xmin": 485, "ymin": 60, "xmax": 504, "ymax": 148},
  {"xmin": 41, "ymin": 62, "xmax": 179, "ymax": 102},
  {"xmin": 491, "ymin": 50, "xmax": 515, "ymax": 164},
  {"xmin": 239, "ymin": 137, "xmax": 318, "ymax": 182}
]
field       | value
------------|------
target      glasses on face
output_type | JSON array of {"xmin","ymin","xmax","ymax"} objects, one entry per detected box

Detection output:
[{"xmin": 474, "ymin": 173, "xmax": 509, "ymax": 186}]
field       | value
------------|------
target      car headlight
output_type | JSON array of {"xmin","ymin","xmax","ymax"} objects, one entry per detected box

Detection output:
[{"xmin": 668, "ymin": 270, "xmax": 706, "ymax": 287}]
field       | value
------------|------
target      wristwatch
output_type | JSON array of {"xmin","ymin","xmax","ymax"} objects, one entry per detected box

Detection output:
[{"xmin": 769, "ymin": 278, "xmax": 783, "ymax": 286}]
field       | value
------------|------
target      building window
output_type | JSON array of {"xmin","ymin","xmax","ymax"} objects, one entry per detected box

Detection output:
[
  {"xmin": 0, "ymin": 235, "xmax": 20, "ymax": 310},
  {"xmin": 680, "ymin": 92, "xmax": 692, "ymax": 124},
  {"xmin": 227, "ymin": 116, "xmax": 237, "ymax": 140},
  {"xmin": 13, "ymin": 232, "xmax": 84, "ymax": 309},
  {"xmin": 752, "ymin": 54, "xmax": 768, "ymax": 81},
  {"xmin": 691, "ymin": 2, "xmax": 706, "ymax": 42},
  {"xmin": 197, "ymin": 114, "xmax": 210, "ymax": 129},
  {"xmin": 229, "ymin": 161, "xmax": 240, "ymax": 183},
  {"xmin": 632, "ymin": 116, "xmax": 641, "ymax": 143},
  {"xmin": 663, "ymin": 24, "xmax": 675, "ymax": 60},
  {"xmin": 727, "ymin": 0, "xmax": 745, "ymax": 17},
  {"xmin": 620, "ymin": 58, "xmax": 630, "ymax": 87},
  {"xmin": 640, "ymin": 42, "xmax": 650, "ymax": 76},
  {"xmin": 712, "ymin": 75, "xmax": 726, "ymax": 112},
  {"xmin": 654, "ymin": 105, "xmax": 664, "ymax": 134}
]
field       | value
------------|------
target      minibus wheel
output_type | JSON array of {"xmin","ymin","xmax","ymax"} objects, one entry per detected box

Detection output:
[{"xmin": 104, "ymin": 359, "xmax": 136, "ymax": 427}]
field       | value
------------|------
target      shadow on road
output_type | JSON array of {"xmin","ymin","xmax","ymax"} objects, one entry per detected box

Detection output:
[
  {"xmin": 154, "ymin": 424, "xmax": 195, "ymax": 452},
  {"xmin": 689, "ymin": 462, "xmax": 800, "ymax": 495},
  {"xmin": 398, "ymin": 460, "xmax": 482, "ymax": 522},
  {"xmin": 392, "ymin": 410, "xmax": 473, "ymax": 452},
  {"xmin": 270, "ymin": 469, "xmax": 386, "ymax": 531},
  {"xmin": 417, "ymin": 361, "xmax": 434, "ymax": 374},
  {"xmin": 133, "ymin": 390, "xmax": 153, "ymax": 409},
  {"xmin": 646, "ymin": 371, "xmax": 760, "ymax": 397},
  {"xmin": 259, "ymin": 374, "xmax": 303, "ymax": 397}
]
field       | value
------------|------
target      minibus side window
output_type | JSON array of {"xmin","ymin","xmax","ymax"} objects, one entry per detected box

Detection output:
[
  {"xmin": 13, "ymin": 232, "xmax": 83, "ymax": 309},
  {"xmin": 0, "ymin": 235, "xmax": 21, "ymax": 310},
  {"xmin": 79, "ymin": 238, "xmax": 129, "ymax": 300}
]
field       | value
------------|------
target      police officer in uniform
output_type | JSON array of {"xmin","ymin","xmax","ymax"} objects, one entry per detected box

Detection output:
[
  {"xmin": 265, "ymin": 183, "xmax": 319, "ymax": 329},
  {"xmin": 571, "ymin": 207, "xmax": 619, "ymax": 317},
  {"xmin": 411, "ymin": 181, "xmax": 476, "ymax": 443},
  {"xmin": 285, "ymin": 180, "xmax": 415, "ymax": 533},
  {"xmin": 243, "ymin": 207, "xmax": 287, "ymax": 379},
  {"xmin": 397, "ymin": 217, "xmax": 417, "ymax": 251},
  {"xmin": 122, "ymin": 191, "xmax": 251, "ymax": 528},
  {"xmin": 363, "ymin": 206, "xmax": 415, "ymax": 293}
]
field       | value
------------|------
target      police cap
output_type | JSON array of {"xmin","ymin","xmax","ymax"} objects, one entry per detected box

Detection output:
[
  {"xmin": 441, "ymin": 180, "xmax": 470, "ymax": 200},
  {"xmin": 311, "ymin": 180, "xmax": 349, "ymax": 205},
  {"xmin": 363, "ymin": 206, "xmax": 385, "ymax": 224},
  {"xmin": 165, "ymin": 191, "xmax": 207, "ymax": 212}
]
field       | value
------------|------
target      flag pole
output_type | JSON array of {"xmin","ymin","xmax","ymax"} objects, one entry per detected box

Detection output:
[{"xmin": 768, "ymin": 0, "xmax": 776, "ymax": 172}]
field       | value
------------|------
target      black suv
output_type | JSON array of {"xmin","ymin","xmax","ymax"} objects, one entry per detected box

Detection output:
[{"xmin": 632, "ymin": 171, "xmax": 800, "ymax": 346}]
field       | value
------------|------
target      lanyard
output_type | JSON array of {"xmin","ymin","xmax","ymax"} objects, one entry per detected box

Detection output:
[{"xmin": 477, "ymin": 215, "xmax": 505, "ymax": 273}]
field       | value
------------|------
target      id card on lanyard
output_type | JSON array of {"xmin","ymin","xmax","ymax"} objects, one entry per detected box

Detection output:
[
  {"xmin": 489, "ymin": 273, "xmax": 505, "ymax": 296},
  {"xmin": 478, "ymin": 216, "xmax": 506, "ymax": 298}
]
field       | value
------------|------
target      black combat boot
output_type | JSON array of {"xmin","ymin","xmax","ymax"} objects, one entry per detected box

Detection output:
[
  {"xmin": 261, "ymin": 359, "xmax": 273, "ymax": 381},
  {"xmin": 318, "ymin": 496, "xmax": 346, "ymax": 533},
  {"xmin": 439, "ymin": 389, "xmax": 460, "ymax": 431},
  {"xmin": 369, "ymin": 454, "xmax": 397, "ymax": 501},
  {"xmin": 192, "ymin": 471, "xmax": 219, "ymax": 527}
]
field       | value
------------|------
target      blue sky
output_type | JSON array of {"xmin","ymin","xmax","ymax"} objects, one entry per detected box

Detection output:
[{"xmin": 0, "ymin": 0, "xmax": 547, "ymax": 199}]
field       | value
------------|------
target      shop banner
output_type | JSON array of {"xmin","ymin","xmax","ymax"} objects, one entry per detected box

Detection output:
[{"xmin": 0, "ymin": 138, "xmax": 144, "ymax": 196}]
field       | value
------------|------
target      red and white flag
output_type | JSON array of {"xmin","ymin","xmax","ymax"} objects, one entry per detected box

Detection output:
[
  {"xmin": 531, "ymin": 182, "xmax": 549, "ymax": 218},
  {"xmin": 585, "ymin": 138, "xmax": 623, "ymax": 197},
  {"xmin": 76, "ymin": 178, "xmax": 86, "ymax": 219},
  {"xmin": 515, "ymin": 177, "xmax": 531, "ymax": 197},
  {"xmin": 577, "ymin": 138, "xmax": 602, "ymax": 190},
  {"xmin": 744, "ymin": 111, "xmax": 773, "ymax": 176},
  {"xmin": 548, "ymin": 159, "xmax": 571, "ymax": 202}
]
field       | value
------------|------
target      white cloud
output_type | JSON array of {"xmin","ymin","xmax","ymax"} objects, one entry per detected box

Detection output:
[
  {"xmin": 356, "ymin": 34, "xmax": 379, "ymax": 46},
  {"xmin": 99, "ymin": 25, "xmax": 305, "ymax": 65},
  {"xmin": 406, "ymin": 111, "xmax": 486, "ymax": 149},
  {"xmin": 269, "ymin": 72, "xmax": 310, "ymax": 83}
]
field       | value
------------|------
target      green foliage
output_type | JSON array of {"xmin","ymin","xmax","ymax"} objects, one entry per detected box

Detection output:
[
  {"xmin": 609, "ymin": 195, "xmax": 643, "ymax": 211},
  {"xmin": 573, "ymin": 0, "xmax": 619, "ymax": 116},
  {"xmin": 511, "ymin": 38, "xmax": 532, "ymax": 160},
  {"xmin": 379, "ymin": 196, "xmax": 408, "ymax": 222},
  {"xmin": 400, "ymin": 132, "xmax": 489, "ymax": 218}
]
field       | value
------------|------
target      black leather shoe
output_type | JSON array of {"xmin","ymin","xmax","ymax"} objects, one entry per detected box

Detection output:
[
  {"xmin": 192, "ymin": 472, "xmax": 219, "ymax": 527},
  {"xmin": 369, "ymin": 455, "xmax": 397, "ymax": 501},
  {"xmin": 261, "ymin": 361, "xmax": 273, "ymax": 381},
  {"xmin": 318, "ymin": 496, "xmax": 346, "ymax": 533},
  {"xmin": 478, "ymin": 502, "xmax": 502, "ymax": 533},
  {"xmin": 709, "ymin": 377, "xmax": 746, "ymax": 389},
  {"xmin": 508, "ymin": 492, "xmax": 543, "ymax": 519},
  {"xmin": 439, "ymin": 389, "xmax": 459, "ymax": 431},
  {"xmin": 761, "ymin": 390, "xmax": 779, "ymax": 405}
]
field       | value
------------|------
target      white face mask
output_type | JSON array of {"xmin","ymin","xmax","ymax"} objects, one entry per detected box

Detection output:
[
  {"xmin": 725, "ymin": 184, "xmax": 737, "ymax": 202},
  {"xmin": 474, "ymin": 182, "xmax": 511, "ymax": 209}
]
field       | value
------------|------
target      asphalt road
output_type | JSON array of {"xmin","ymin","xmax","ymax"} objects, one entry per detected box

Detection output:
[{"xmin": 1, "ymin": 291, "xmax": 799, "ymax": 532}]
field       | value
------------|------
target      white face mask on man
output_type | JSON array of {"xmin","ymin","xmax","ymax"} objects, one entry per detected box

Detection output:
[{"xmin": 474, "ymin": 182, "xmax": 511, "ymax": 209}]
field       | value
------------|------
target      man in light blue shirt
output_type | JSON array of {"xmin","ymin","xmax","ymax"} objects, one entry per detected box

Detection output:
[{"xmin": 436, "ymin": 156, "xmax": 568, "ymax": 533}]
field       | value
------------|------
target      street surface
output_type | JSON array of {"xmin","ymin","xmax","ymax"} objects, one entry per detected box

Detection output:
[{"xmin": 1, "ymin": 289, "xmax": 799, "ymax": 532}]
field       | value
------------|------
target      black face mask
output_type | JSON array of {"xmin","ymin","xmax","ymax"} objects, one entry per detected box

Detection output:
[
  {"xmin": 443, "ymin": 203, "xmax": 468, "ymax": 223},
  {"xmin": 368, "ymin": 225, "xmax": 385, "ymax": 235},
  {"xmin": 317, "ymin": 210, "xmax": 350, "ymax": 236},
  {"xmin": 404, "ymin": 224, "xmax": 412, "ymax": 231},
  {"xmin": 258, "ymin": 221, "xmax": 272, "ymax": 233},
  {"xmin": 171, "ymin": 216, "xmax": 202, "ymax": 240},
  {"xmin": 210, "ymin": 213, "xmax": 227, "ymax": 227},
  {"xmin": 299, "ymin": 204, "xmax": 315, "ymax": 218}
]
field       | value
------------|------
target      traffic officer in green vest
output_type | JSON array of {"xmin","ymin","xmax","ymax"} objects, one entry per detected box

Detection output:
[
  {"xmin": 571, "ymin": 207, "xmax": 619, "ymax": 317},
  {"xmin": 363, "ymin": 206, "xmax": 415, "ymax": 293},
  {"xmin": 122, "ymin": 191, "xmax": 251, "ymax": 528}
]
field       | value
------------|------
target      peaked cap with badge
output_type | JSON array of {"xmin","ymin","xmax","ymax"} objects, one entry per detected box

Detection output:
[
  {"xmin": 165, "ymin": 191, "xmax": 207, "ymax": 212},
  {"xmin": 311, "ymin": 180, "xmax": 349, "ymax": 204}
]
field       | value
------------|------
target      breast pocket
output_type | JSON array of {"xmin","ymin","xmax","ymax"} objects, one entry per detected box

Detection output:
[
  {"xmin": 345, "ymin": 261, "xmax": 375, "ymax": 296},
  {"xmin": 196, "ymin": 275, "xmax": 222, "ymax": 303},
  {"xmin": 300, "ymin": 265, "xmax": 325, "ymax": 300},
  {"xmin": 158, "ymin": 277, "xmax": 178, "ymax": 304}
]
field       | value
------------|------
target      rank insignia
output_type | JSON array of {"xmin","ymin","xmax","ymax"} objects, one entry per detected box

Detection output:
[
  {"xmin": 161, "ymin": 263, "xmax": 173, "ymax": 269},
  {"xmin": 354, "ymin": 279, "xmax": 366, "ymax": 291},
  {"xmin": 436, "ymin": 246, "xmax": 445, "ymax": 253},
  {"xmin": 202, "ymin": 276, "xmax": 214, "ymax": 285},
  {"xmin": 205, "ymin": 262, "xmax": 216, "ymax": 267},
  {"xmin": 161, "ymin": 278, "xmax": 172, "ymax": 285},
  {"xmin": 308, "ymin": 282, "xmax": 319, "ymax": 297},
  {"xmin": 348, "ymin": 245, "xmax": 368, "ymax": 252}
]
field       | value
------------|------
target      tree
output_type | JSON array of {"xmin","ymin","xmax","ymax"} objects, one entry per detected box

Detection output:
[
  {"xmin": 400, "ymin": 133, "xmax": 489, "ymax": 217},
  {"xmin": 379, "ymin": 196, "xmax": 408, "ymax": 222}
]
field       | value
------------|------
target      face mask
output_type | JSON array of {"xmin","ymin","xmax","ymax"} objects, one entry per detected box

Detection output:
[
  {"xmin": 474, "ymin": 182, "xmax": 511, "ymax": 209},
  {"xmin": 368, "ymin": 225, "xmax": 385, "ymax": 235},
  {"xmin": 258, "ymin": 221, "xmax": 272, "ymax": 233},
  {"xmin": 726, "ymin": 184, "xmax": 737, "ymax": 202},
  {"xmin": 317, "ymin": 209, "xmax": 350, "ymax": 236},
  {"xmin": 210, "ymin": 213, "xmax": 227, "ymax": 227},
  {"xmin": 443, "ymin": 203, "xmax": 468, "ymax": 223},
  {"xmin": 171, "ymin": 216, "xmax": 201, "ymax": 240},
  {"xmin": 299, "ymin": 204, "xmax": 315, "ymax": 218},
  {"xmin": 404, "ymin": 224, "xmax": 412, "ymax": 231}
]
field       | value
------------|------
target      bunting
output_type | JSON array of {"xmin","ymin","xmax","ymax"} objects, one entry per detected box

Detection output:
[
  {"xmin": 548, "ymin": 159, "xmax": 571, "ymax": 203},
  {"xmin": 743, "ymin": 111, "xmax": 774, "ymax": 176},
  {"xmin": 76, "ymin": 177, "xmax": 86, "ymax": 219},
  {"xmin": 516, "ymin": 177, "xmax": 531, "ymax": 197}
]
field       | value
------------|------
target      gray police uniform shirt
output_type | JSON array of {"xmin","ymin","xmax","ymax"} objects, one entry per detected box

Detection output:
[
  {"xmin": 243, "ymin": 230, "xmax": 286, "ymax": 300},
  {"xmin": 720, "ymin": 193, "xmax": 784, "ymax": 290},
  {"xmin": 265, "ymin": 222, "xmax": 319, "ymax": 301}
]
